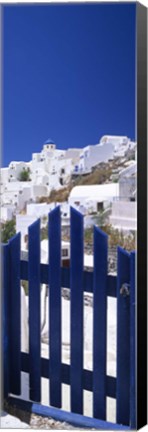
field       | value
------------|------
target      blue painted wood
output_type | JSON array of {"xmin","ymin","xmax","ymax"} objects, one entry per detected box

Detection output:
[
  {"xmin": 93, "ymin": 227, "xmax": 108, "ymax": 420},
  {"xmin": 9, "ymin": 233, "xmax": 21, "ymax": 395},
  {"xmin": 116, "ymin": 247, "xmax": 130, "ymax": 426},
  {"xmin": 4, "ymin": 210, "xmax": 135, "ymax": 429},
  {"xmin": 70, "ymin": 207, "xmax": 83, "ymax": 414},
  {"xmin": 48, "ymin": 207, "xmax": 61, "ymax": 408},
  {"xmin": 2, "ymin": 243, "xmax": 10, "ymax": 398},
  {"xmin": 20, "ymin": 260, "xmax": 117, "ymax": 297},
  {"xmin": 8, "ymin": 397, "xmax": 130, "ymax": 430},
  {"xmin": 21, "ymin": 352, "xmax": 116, "ymax": 398},
  {"xmin": 28, "ymin": 219, "xmax": 41, "ymax": 402},
  {"xmin": 130, "ymin": 252, "xmax": 136, "ymax": 429}
]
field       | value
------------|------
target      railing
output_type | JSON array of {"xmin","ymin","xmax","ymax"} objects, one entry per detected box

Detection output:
[{"xmin": 2, "ymin": 206, "xmax": 136, "ymax": 429}]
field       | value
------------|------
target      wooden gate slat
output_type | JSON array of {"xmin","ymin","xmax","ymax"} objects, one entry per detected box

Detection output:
[
  {"xmin": 130, "ymin": 251, "xmax": 136, "ymax": 428},
  {"xmin": 116, "ymin": 247, "xmax": 130, "ymax": 425},
  {"xmin": 3, "ymin": 243, "xmax": 10, "ymax": 398},
  {"xmin": 93, "ymin": 227, "xmax": 108, "ymax": 420},
  {"xmin": 29, "ymin": 219, "xmax": 41, "ymax": 402},
  {"xmin": 48, "ymin": 206, "xmax": 61, "ymax": 407},
  {"xmin": 9, "ymin": 233, "xmax": 21, "ymax": 395},
  {"xmin": 70, "ymin": 207, "xmax": 83, "ymax": 414}
]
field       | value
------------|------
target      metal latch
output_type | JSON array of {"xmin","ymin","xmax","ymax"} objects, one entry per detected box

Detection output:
[{"xmin": 120, "ymin": 283, "xmax": 130, "ymax": 297}]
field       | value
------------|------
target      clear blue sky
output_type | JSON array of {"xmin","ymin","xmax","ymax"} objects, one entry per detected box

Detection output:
[{"xmin": 3, "ymin": 3, "xmax": 136, "ymax": 167}]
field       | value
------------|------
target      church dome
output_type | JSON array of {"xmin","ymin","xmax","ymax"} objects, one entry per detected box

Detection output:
[{"xmin": 44, "ymin": 138, "xmax": 55, "ymax": 145}]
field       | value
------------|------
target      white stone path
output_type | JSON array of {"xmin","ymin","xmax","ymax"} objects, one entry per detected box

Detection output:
[{"xmin": 12, "ymin": 294, "xmax": 117, "ymax": 425}]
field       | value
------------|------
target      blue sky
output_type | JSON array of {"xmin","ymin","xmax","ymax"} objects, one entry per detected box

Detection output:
[{"xmin": 3, "ymin": 3, "xmax": 136, "ymax": 167}]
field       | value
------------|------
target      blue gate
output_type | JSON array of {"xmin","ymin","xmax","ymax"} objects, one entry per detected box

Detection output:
[{"xmin": 2, "ymin": 206, "xmax": 136, "ymax": 429}]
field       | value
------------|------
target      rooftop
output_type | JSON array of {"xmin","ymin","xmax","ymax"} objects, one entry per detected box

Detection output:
[
  {"xmin": 69, "ymin": 183, "xmax": 119, "ymax": 199},
  {"xmin": 44, "ymin": 138, "xmax": 55, "ymax": 145}
]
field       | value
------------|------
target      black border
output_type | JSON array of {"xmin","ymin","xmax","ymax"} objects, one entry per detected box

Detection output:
[
  {"xmin": 137, "ymin": 2, "xmax": 147, "ymax": 430},
  {"xmin": 0, "ymin": 2, "xmax": 147, "ymax": 429}
]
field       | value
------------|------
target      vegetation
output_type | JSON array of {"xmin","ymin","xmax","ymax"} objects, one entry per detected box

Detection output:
[
  {"xmin": 19, "ymin": 168, "xmax": 31, "ymax": 182},
  {"xmin": 41, "ymin": 224, "xmax": 48, "ymax": 240},
  {"xmin": 73, "ymin": 166, "xmax": 112, "ymax": 186},
  {"xmin": 48, "ymin": 187, "xmax": 72, "ymax": 202},
  {"xmin": 84, "ymin": 224, "xmax": 136, "ymax": 252},
  {"xmin": 1, "ymin": 219, "xmax": 16, "ymax": 243},
  {"xmin": 21, "ymin": 280, "xmax": 29, "ymax": 296},
  {"xmin": 102, "ymin": 224, "xmax": 136, "ymax": 251},
  {"xmin": 84, "ymin": 228, "xmax": 93, "ymax": 246},
  {"xmin": 38, "ymin": 186, "xmax": 72, "ymax": 204}
]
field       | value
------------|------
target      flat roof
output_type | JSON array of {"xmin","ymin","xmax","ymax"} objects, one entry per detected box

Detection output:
[{"xmin": 70, "ymin": 183, "xmax": 119, "ymax": 199}]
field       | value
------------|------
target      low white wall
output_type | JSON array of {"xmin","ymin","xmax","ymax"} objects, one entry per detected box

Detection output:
[
  {"xmin": 1, "ymin": 206, "xmax": 15, "ymax": 221},
  {"xmin": 109, "ymin": 201, "xmax": 137, "ymax": 230},
  {"xmin": 27, "ymin": 203, "xmax": 52, "ymax": 218},
  {"xmin": 16, "ymin": 215, "xmax": 37, "ymax": 242}
]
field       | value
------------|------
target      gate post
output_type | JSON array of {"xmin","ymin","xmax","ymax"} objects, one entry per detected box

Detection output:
[{"xmin": 2, "ymin": 242, "xmax": 10, "ymax": 401}]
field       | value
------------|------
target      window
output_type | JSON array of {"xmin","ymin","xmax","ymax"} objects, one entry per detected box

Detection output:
[
  {"xmin": 24, "ymin": 234, "xmax": 28, "ymax": 243},
  {"xmin": 62, "ymin": 248, "xmax": 68, "ymax": 257},
  {"xmin": 61, "ymin": 168, "xmax": 65, "ymax": 174},
  {"xmin": 60, "ymin": 178, "xmax": 64, "ymax": 186},
  {"xmin": 97, "ymin": 202, "xmax": 103, "ymax": 212}
]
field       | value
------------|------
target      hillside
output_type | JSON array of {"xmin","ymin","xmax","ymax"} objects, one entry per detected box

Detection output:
[{"xmin": 38, "ymin": 156, "xmax": 132, "ymax": 204}]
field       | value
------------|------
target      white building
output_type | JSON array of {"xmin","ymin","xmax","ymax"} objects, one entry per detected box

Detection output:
[
  {"xmin": 69, "ymin": 183, "xmax": 119, "ymax": 213},
  {"xmin": 100, "ymin": 135, "xmax": 136, "ymax": 158},
  {"xmin": 32, "ymin": 139, "xmax": 74, "ymax": 190},
  {"xmin": 27, "ymin": 202, "xmax": 53, "ymax": 218},
  {"xmin": 8, "ymin": 161, "xmax": 32, "ymax": 182},
  {"xmin": 16, "ymin": 214, "xmax": 37, "ymax": 247},
  {"xmin": 119, "ymin": 161, "xmax": 137, "ymax": 201},
  {"xmin": 109, "ymin": 161, "xmax": 137, "ymax": 231},
  {"xmin": 1, "ymin": 205, "xmax": 15, "ymax": 222},
  {"xmin": 1, "ymin": 182, "xmax": 31, "ymax": 211},
  {"xmin": 0, "ymin": 167, "xmax": 9, "ymax": 184},
  {"xmin": 1, "ymin": 135, "xmax": 136, "ymax": 213},
  {"xmin": 26, "ymin": 202, "xmax": 70, "ymax": 227},
  {"xmin": 73, "ymin": 142, "xmax": 114, "ymax": 174}
]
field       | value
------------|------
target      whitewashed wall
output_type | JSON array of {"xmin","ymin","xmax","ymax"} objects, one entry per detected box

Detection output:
[{"xmin": 1, "ymin": 206, "xmax": 15, "ymax": 221}]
